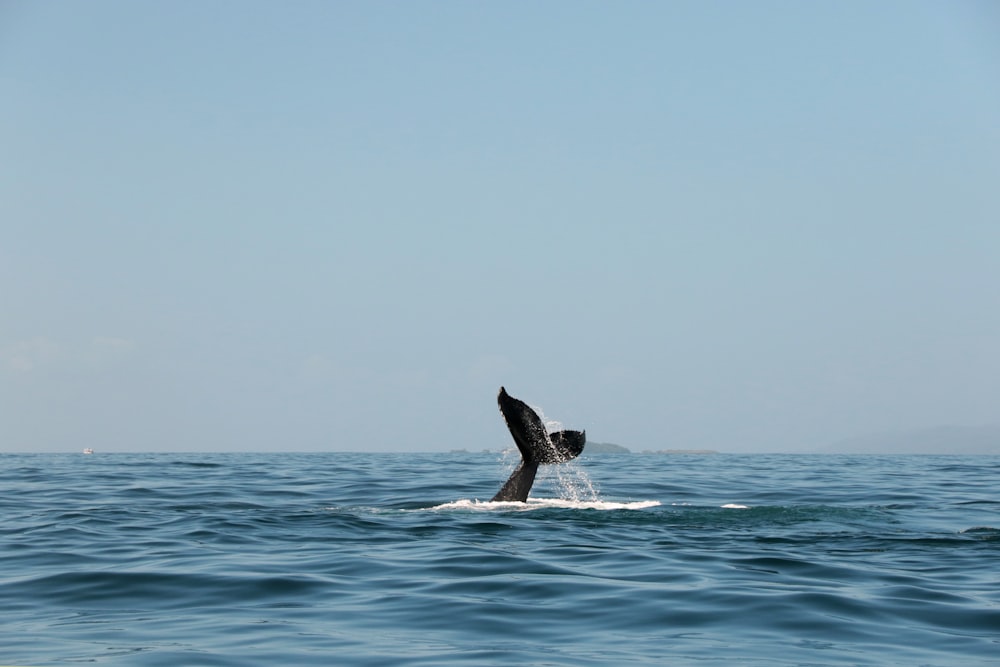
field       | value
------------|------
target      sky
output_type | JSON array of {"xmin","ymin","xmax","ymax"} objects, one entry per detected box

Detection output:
[{"xmin": 2, "ymin": 1, "xmax": 999, "ymax": 453}]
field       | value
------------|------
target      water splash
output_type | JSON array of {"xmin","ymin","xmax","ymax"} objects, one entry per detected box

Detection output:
[
  {"xmin": 545, "ymin": 460, "xmax": 600, "ymax": 503},
  {"xmin": 497, "ymin": 447, "xmax": 600, "ymax": 503}
]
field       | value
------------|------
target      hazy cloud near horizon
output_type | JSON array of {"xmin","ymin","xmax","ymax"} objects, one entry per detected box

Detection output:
[{"xmin": 2, "ymin": 2, "xmax": 999, "ymax": 453}]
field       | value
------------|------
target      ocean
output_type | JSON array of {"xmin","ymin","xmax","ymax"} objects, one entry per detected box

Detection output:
[{"xmin": 1, "ymin": 452, "xmax": 997, "ymax": 666}]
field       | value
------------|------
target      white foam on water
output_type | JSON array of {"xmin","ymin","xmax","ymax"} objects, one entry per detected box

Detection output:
[
  {"xmin": 430, "ymin": 498, "xmax": 661, "ymax": 511},
  {"xmin": 721, "ymin": 503, "xmax": 750, "ymax": 509}
]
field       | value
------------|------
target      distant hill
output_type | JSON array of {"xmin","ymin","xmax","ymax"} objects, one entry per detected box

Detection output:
[
  {"xmin": 584, "ymin": 441, "xmax": 631, "ymax": 454},
  {"xmin": 582, "ymin": 442, "xmax": 719, "ymax": 455},
  {"xmin": 821, "ymin": 425, "xmax": 1000, "ymax": 455}
]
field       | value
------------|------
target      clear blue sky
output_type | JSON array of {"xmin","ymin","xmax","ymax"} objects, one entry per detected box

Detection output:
[{"xmin": 2, "ymin": 1, "xmax": 998, "ymax": 453}]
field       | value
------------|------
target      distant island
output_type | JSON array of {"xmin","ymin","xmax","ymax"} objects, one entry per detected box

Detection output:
[
  {"xmin": 457, "ymin": 442, "xmax": 721, "ymax": 456},
  {"xmin": 585, "ymin": 442, "xmax": 719, "ymax": 455},
  {"xmin": 820, "ymin": 425, "xmax": 1000, "ymax": 455},
  {"xmin": 458, "ymin": 425, "xmax": 1000, "ymax": 457},
  {"xmin": 584, "ymin": 441, "xmax": 631, "ymax": 454}
]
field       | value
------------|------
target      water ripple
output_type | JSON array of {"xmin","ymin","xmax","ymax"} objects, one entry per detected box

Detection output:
[{"xmin": 1, "ymin": 453, "xmax": 998, "ymax": 666}]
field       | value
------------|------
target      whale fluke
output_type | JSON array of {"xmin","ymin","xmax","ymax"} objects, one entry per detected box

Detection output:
[{"xmin": 491, "ymin": 387, "xmax": 585, "ymax": 502}]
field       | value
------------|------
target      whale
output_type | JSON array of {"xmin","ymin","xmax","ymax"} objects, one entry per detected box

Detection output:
[{"xmin": 492, "ymin": 387, "xmax": 586, "ymax": 502}]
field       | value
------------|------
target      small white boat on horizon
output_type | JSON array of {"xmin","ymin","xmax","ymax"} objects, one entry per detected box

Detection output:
[{"xmin": 83, "ymin": 448, "xmax": 94, "ymax": 455}]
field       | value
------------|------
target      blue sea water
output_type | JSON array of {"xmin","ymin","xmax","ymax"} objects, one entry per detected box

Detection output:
[{"xmin": 1, "ymin": 452, "xmax": 998, "ymax": 666}]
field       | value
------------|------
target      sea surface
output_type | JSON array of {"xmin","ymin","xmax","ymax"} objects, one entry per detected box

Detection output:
[{"xmin": 1, "ymin": 452, "xmax": 998, "ymax": 666}]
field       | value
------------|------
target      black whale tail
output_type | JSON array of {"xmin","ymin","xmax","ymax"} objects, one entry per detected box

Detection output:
[{"xmin": 491, "ymin": 387, "xmax": 585, "ymax": 502}]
